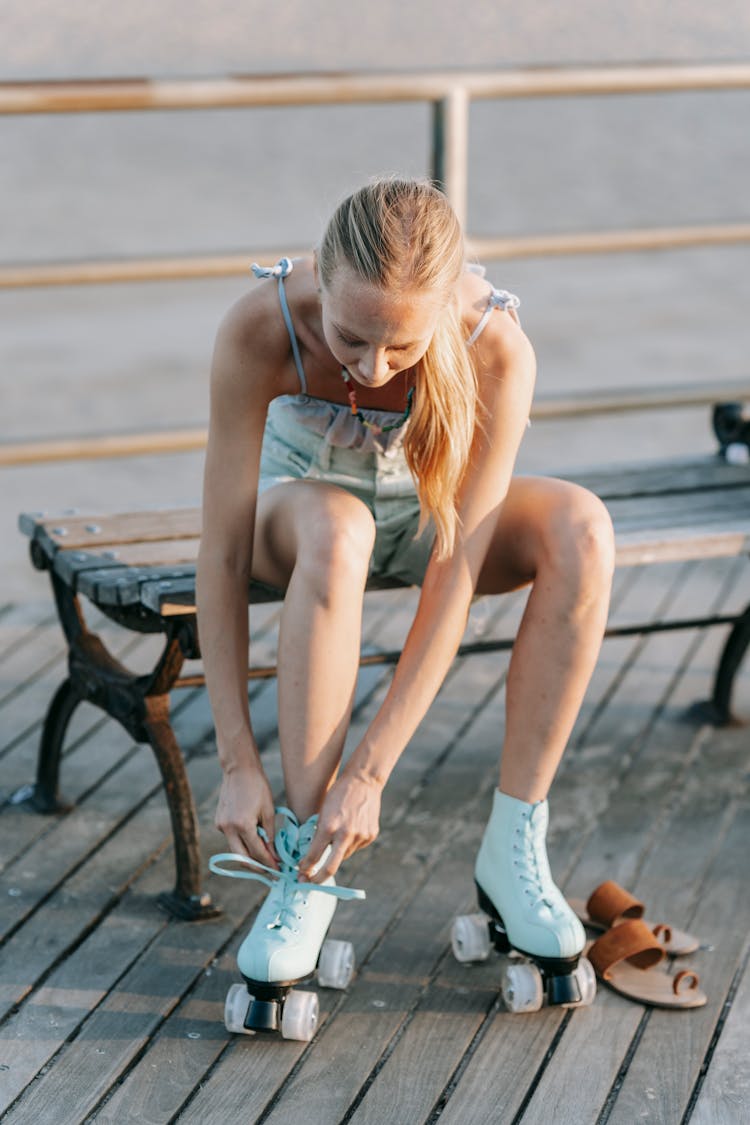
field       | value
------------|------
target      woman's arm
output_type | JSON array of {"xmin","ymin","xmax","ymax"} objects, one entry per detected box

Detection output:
[
  {"xmin": 301, "ymin": 306, "xmax": 536, "ymax": 878},
  {"xmin": 196, "ymin": 294, "xmax": 285, "ymax": 866}
]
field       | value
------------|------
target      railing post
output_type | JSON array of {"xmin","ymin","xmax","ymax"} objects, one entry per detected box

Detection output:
[{"xmin": 431, "ymin": 86, "xmax": 469, "ymax": 230}]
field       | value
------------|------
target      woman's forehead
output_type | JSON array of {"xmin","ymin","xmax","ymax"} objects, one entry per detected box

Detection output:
[{"xmin": 325, "ymin": 264, "xmax": 442, "ymax": 335}]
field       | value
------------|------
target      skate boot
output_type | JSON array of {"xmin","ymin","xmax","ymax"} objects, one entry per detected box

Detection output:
[
  {"xmin": 451, "ymin": 789, "xmax": 595, "ymax": 1013},
  {"xmin": 210, "ymin": 806, "xmax": 365, "ymax": 1041}
]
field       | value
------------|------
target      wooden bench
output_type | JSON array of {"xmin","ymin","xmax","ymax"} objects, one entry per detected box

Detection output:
[{"xmin": 16, "ymin": 450, "xmax": 750, "ymax": 921}]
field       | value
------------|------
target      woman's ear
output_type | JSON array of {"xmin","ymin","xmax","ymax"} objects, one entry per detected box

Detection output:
[{"xmin": 312, "ymin": 253, "xmax": 320, "ymax": 293}]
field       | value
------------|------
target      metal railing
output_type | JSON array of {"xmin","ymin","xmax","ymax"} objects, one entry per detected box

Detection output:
[{"xmin": 2, "ymin": 63, "xmax": 749, "ymax": 464}]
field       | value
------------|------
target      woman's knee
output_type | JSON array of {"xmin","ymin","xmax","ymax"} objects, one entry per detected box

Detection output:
[
  {"xmin": 294, "ymin": 488, "xmax": 376, "ymax": 595},
  {"xmin": 542, "ymin": 484, "xmax": 615, "ymax": 595}
]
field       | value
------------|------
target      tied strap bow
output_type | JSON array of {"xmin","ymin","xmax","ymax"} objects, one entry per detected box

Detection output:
[
  {"xmin": 465, "ymin": 286, "xmax": 521, "ymax": 347},
  {"xmin": 251, "ymin": 257, "xmax": 294, "ymax": 280}
]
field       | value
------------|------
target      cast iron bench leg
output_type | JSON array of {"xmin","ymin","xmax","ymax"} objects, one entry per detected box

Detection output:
[
  {"xmin": 707, "ymin": 604, "xmax": 750, "ymax": 726},
  {"xmin": 143, "ymin": 701, "xmax": 220, "ymax": 921},
  {"xmin": 32, "ymin": 678, "xmax": 81, "ymax": 811},
  {"xmin": 16, "ymin": 570, "xmax": 220, "ymax": 920},
  {"xmin": 10, "ymin": 677, "xmax": 80, "ymax": 813}
]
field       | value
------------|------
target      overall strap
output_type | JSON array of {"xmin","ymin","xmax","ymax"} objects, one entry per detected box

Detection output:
[
  {"xmin": 466, "ymin": 287, "xmax": 521, "ymax": 348},
  {"xmin": 251, "ymin": 257, "xmax": 308, "ymax": 393}
]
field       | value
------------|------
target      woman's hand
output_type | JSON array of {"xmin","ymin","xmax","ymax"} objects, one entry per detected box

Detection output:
[
  {"xmin": 299, "ymin": 770, "xmax": 382, "ymax": 883},
  {"xmin": 214, "ymin": 759, "xmax": 279, "ymax": 869}
]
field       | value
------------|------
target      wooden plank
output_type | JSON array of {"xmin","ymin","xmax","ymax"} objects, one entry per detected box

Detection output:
[
  {"xmin": 0, "ymin": 750, "xmax": 236, "ymax": 1119},
  {"xmin": 342, "ymin": 900, "xmax": 501, "ymax": 1124},
  {"xmin": 0, "ymin": 635, "xmax": 157, "ymax": 867},
  {"xmin": 566, "ymin": 456, "xmax": 750, "ymax": 500},
  {"xmin": 607, "ymin": 488, "xmax": 750, "ymax": 527},
  {"xmin": 76, "ymin": 564, "xmax": 198, "ymax": 608},
  {"xmin": 0, "ymin": 659, "xmax": 68, "ymax": 751},
  {"xmin": 0, "ymin": 894, "xmax": 172, "ymax": 1117},
  {"xmin": 0, "ymin": 603, "xmax": 58, "ymax": 676},
  {"xmin": 601, "ymin": 750, "xmax": 750, "ymax": 1125},
  {"xmin": 0, "ymin": 744, "xmax": 164, "ymax": 973},
  {"xmin": 20, "ymin": 508, "xmax": 201, "ymax": 553},
  {"xmin": 53, "ymin": 539, "xmax": 201, "ymax": 588},
  {"xmin": 558, "ymin": 554, "xmax": 742, "ymax": 893},
  {"xmin": 0, "ymin": 854, "xmax": 239, "ymax": 1124},
  {"xmin": 689, "ymin": 947, "xmax": 750, "ymax": 1124},
  {"xmin": 613, "ymin": 524, "xmax": 750, "ymax": 566}
]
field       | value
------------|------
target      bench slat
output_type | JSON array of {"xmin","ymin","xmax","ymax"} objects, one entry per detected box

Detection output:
[
  {"xmin": 77, "ymin": 565, "xmax": 199, "ymax": 607},
  {"xmin": 565, "ymin": 456, "xmax": 749, "ymax": 499},
  {"xmin": 614, "ymin": 524, "xmax": 750, "ymax": 566},
  {"xmin": 21, "ymin": 508, "xmax": 201, "ymax": 555}
]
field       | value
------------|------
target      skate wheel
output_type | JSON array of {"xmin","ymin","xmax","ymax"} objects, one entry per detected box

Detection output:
[
  {"xmin": 281, "ymin": 989, "xmax": 319, "ymax": 1042},
  {"xmin": 318, "ymin": 938, "xmax": 355, "ymax": 990},
  {"xmin": 501, "ymin": 960, "xmax": 544, "ymax": 1013},
  {"xmin": 451, "ymin": 913, "xmax": 491, "ymax": 963},
  {"xmin": 224, "ymin": 983, "xmax": 252, "ymax": 1035},
  {"xmin": 568, "ymin": 956, "xmax": 597, "ymax": 1008}
]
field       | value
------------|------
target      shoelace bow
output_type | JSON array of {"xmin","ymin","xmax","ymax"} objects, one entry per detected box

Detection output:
[{"xmin": 209, "ymin": 807, "xmax": 365, "ymax": 932}]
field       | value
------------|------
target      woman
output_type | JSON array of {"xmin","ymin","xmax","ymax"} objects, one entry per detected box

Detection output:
[{"xmin": 199, "ymin": 178, "xmax": 615, "ymax": 1004}]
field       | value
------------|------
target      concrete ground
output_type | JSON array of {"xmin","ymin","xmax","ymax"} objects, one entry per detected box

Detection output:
[{"xmin": 2, "ymin": 4, "xmax": 749, "ymax": 600}]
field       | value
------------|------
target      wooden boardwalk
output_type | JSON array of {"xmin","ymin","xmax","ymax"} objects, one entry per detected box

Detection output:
[{"xmin": 0, "ymin": 557, "xmax": 748, "ymax": 1124}]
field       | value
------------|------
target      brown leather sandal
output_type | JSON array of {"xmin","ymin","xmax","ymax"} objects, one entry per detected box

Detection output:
[
  {"xmin": 587, "ymin": 918, "xmax": 706, "ymax": 1009},
  {"xmin": 570, "ymin": 880, "xmax": 700, "ymax": 957}
]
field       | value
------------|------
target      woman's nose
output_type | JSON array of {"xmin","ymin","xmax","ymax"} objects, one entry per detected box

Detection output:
[{"xmin": 359, "ymin": 347, "xmax": 389, "ymax": 380}]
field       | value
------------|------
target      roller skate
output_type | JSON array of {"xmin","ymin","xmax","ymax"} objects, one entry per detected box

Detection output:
[
  {"xmin": 451, "ymin": 790, "xmax": 596, "ymax": 1013},
  {"xmin": 210, "ymin": 806, "xmax": 365, "ymax": 1041}
]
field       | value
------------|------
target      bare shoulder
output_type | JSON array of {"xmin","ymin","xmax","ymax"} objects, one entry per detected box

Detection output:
[
  {"xmin": 211, "ymin": 259, "xmax": 318, "ymax": 404},
  {"xmin": 211, "ymin": 280, "xmax": 290, "ymax": 402},
  {"xmin": 458, "ymin": 268, "xmax": 535, "ymax": 382}
]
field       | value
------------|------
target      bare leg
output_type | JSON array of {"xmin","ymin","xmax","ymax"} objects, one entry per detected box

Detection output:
[
  {"xmin": 253, "ymin": 482, "xmax": 376, "ymax": 820},
  {"xmin": 476, "ymin": 476, "xmax": 615, "ymax": 802}
]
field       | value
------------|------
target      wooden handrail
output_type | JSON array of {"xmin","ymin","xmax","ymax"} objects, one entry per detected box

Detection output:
[
  {"xmin": 4, "ymin": 223, "xmax": 750, "ymax": 290},
  {"xmin": 2, "ymin": 64, "xmax": 750, "ymax": 115},
  {"xmin": 4, "ymin": 379, "xmax": 749, "ymax": 466}
]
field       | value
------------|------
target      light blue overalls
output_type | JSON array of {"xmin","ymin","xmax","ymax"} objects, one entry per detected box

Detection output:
[{"xmin": 254, "ymin": 258, "xmax": 520, "ymax": 585}]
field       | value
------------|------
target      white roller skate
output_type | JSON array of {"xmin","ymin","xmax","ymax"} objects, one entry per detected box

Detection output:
[
  {"xmin": 452, "ymin": 789, "xmax": 596, "ymax": 1013},
  {"xmin": 210, "ymin": 806, "xmax": 365, "ymax": 1041}
]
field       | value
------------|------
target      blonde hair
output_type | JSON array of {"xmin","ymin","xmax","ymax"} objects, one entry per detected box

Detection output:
[{"xmin": 317, "ymin": 178, "xmax": 476, "ymax": 558}]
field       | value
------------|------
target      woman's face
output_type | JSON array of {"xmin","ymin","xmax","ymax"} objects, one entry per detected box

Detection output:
[{"xmin": 319, "ymin": 262, "xmax": 443, "ymax": 388}]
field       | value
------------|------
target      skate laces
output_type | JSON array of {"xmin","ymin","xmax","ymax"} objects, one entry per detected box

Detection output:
[
  {"xmin": 513, "ymin": 804, "xmax": 555, "ymax": 910},
  {"xmin": 209, "ymin": 807, "xmax": 365, "ymax": 932}
]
